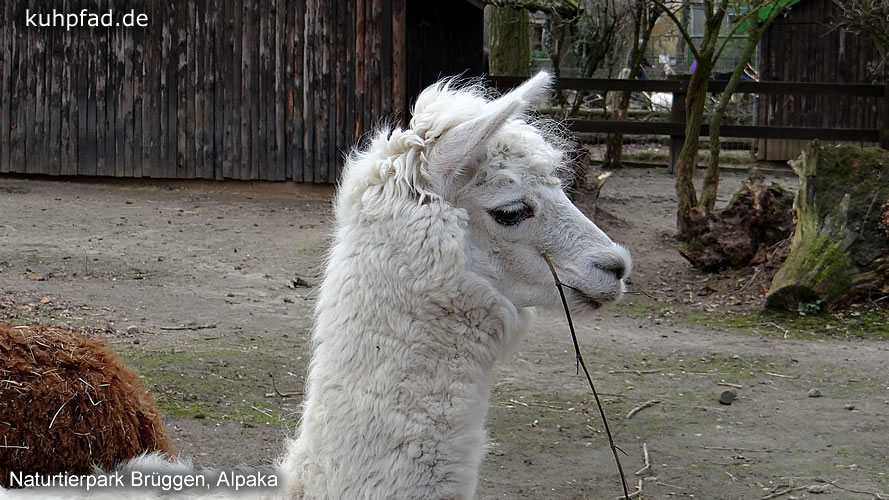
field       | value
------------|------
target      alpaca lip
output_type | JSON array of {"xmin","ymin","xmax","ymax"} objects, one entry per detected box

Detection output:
[{"xmin": 568, "ymin": 288, "xmax": 604, "ymax": 309}]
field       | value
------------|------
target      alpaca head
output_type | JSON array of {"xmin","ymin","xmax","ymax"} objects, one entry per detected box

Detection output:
[
  {"xmin": 412, "ymin": 72, "xmax": 631, "ymax": 312},
  {"xmin": 338, "ymin": 71, "xmax": 631, "ymax": 314}
]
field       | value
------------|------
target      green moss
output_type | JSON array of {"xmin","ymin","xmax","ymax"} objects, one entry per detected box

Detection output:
[
  {"xmin": 687, "ymin": 307, "xmax": 889, "ymax": 341},
  {"xmin": 120, "ymin": 339, "xmax": 304, "ymax": 426}
]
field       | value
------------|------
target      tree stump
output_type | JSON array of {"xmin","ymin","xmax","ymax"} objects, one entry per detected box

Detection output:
[
  {"xmin": 678, "ymin": 174, "xmax": 794, "ymax": 272},
  {"xmin": 766, "ymin": 143, "xmax": 889, "ymax": 311}
]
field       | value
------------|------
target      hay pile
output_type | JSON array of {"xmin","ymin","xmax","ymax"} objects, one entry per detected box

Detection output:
[{"xmin": 0, "ymin": 322, "xmax": 173, "ymax": 487}]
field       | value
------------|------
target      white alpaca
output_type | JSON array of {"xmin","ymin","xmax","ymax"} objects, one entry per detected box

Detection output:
[
  {"xmin": 279, "ymin": 71, "xmax": 630, "ymax": 498},
  {"xmin": 2, "ymin": 72, "xmax": 630, "ymax": 499}
]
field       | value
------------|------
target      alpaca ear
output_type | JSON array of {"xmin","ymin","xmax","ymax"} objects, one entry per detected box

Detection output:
[
  {"xmin": 426, "ymin": 71, "xmax": 553, "ymax": 188},
  {"xmin": 504, "ymin": 70, "xmax": 554, "ymax": 109}
]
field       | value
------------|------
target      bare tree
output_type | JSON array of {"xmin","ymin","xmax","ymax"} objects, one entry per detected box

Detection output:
[
  {"xmin": 602, "ymin": 0, "xmax": 660, "ymax": 170},
  {"xmin": 831, "ymin": 0, "xmax": 889, "ymax": 66},
  {"xmin": 652, "ymin": 0, "xmax": 793, "ymax": 237}
]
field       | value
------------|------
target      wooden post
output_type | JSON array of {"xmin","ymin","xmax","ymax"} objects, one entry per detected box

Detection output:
[
  {"xmin": 668, "ymin": 84, "xmax": 687, "ymax": 175},
  {"xmin": 881, "ymin": 82, "xmax": 889, "ymax": 150}
]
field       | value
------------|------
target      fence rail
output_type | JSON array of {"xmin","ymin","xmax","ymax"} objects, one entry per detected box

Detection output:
[{"xmin": 489, "ymin": 76, "xmax": 889, "ymax": 170}]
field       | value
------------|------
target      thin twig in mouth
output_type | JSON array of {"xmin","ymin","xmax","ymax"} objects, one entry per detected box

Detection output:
[{"xmin": 540, "ymin": 251, "xmax": 631, "ymax": 500}]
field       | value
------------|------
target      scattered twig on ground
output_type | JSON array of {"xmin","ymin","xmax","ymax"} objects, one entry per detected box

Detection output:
[
  {"xmin": 265, "ymin": 372, "xmax": 303, "ymax": 398},
  {"xmin": 699, "ymin": 445, "xmax": 774, "ymax": 453},
  {"xmin": 504, "ymin": 399, "xmax": 565, "ymax": 410},
  {"xmin": 765, "ymin": 371, "xmax": 797, "ymax": 379},
  {"xmin": 626, "ymin": 400, "xmax": 660, "ymax": 419},
  {"xmin": 762, "ymin": 322, "xmax": 789, "ymax": 338},
  {"xmin": 623, "ymin": 291, "xmax": 659, "ymax": 300},
  {"xmin": 250, "ymin": 405, "xmax": 274, "ymax": 419},
  {"xmin": 761, "ymin": 484, "xmax": 811, "ymax": 499},
  {"xmin": 609, "ymin": 368, "xmax": 663, "ymax": 375},
  {"xmin": 717, "ymin": 382, "xmax": 743, "ymax": 389},
  {"xmin": 542, "ymin": 251, "xmax": 630, "ymax": 500},
  {"xmin": 634, "ymin": 443, "xmax": 650, "ymax": 476},
  {"xmin": 725, "ymin": 471, "xmax": 737, "ymax": 482},
  {"xmin": 159, "ymin": 323, "xmax": 217, "ymax": 331},
  {"xmin": 823, "ymin": 479, "xmax": 887, "ymax": 499},
  {"xmin": 655, "ymin": 481, "xmax": 685, "ymax": 490},
  {"xmin": 618, "ymin": 479, "xmax": 643, "ymax": 499},
  {"xmin": 737, "ymin": 267, "xmax": 762, "ymax": 292}
]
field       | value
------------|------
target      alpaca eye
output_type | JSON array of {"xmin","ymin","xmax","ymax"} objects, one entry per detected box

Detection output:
[{"xmin": 488, "ymin": 202, "xmax": 534, "ymax": 226}]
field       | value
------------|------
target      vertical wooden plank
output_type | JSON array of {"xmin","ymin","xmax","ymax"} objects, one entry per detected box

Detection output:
[
  {"xmin": 230, "ymin": 0, "xmax": 243, "ymax": 179},
  {"xmin": 274, "ymin": 0, "xmax": 286, "ymax": 181},
  {"xmin": 35, "ymin": 8, "xmax": 49, "ymax": 175},
  {"xmin": 240, "ymin": 0, "xmax": 253, "ymax": 180},
  {"xmin": 10, "ymin": 4, "xmax": 25, "ymax": 174},
  {"xmin": 380, "ymin": 0, "xmax": 392, "ymax": 118},
  {"xmin": 106, "ymin": 2, "xmax": 119, "ymax": 177},
  {"xmin": 257, "ymin": 0, "xmax": 269, "ymax": 181},
  {"xmin": 249, "ymin": 0, "xmax": 261, "ymax": 180},
  {"xmin": 122, "ymin": 14, "xmax": 135, "ymax": 177},
  {"xmin": 145, "ymin": 0, "xmax": 161, "ymax": 178},
  {"xmin": 880, "ymin": 83, "xmax": 889, "ymax": 149},
  {"xmin": 200, "ymin": 0, "xmax": 213, "ymax": 179},
  {"xmin": 47, "ymin": 14, "xmax": 62, "ymax": 175},
  {"xmin": 27, "ymin": 0, "xmax": 45, "ymax": 175},
  {"xmin": 221, "ymin": 0, "xmax": 235, "ymax": 179},
  {"xmin": 132, "ymin": 9, "xmax": 143, "ymax": 178},
  {"xmin": 354, "ymin": 0, "xmax": 366, "ymax": 145},
  {"xmin": 289, "ymin": 0, "xmax": 305, "ymax": 181},
  {"xmin": 83, "ymin": 3, "xmax": 98, "ymax": 177},
  {"xmin": 195, "ymin": 0, "xmax": 205, "ymax": 178},
  {"xmin": 344, "ymin": 0, "xmax": 355, "ymax": 170},
  {"xmin": 59, "ymin": 0, "xmax": 76, "ymax": 176},
  {"xmin": 315, "ymin": 2, "xmax": 333, "ymax": 183},
  {"xmin": 328, "ymin": 0, "xmax": 340, "ymax": 182},
  {"xmin": 1, "ymin": 1, "xmax": 14, "ymax": 173},
  {"xmin": 210, "ymin": 0, "xmax": 222, "ymax": 179},
  {"xmin": 95, "ymin": 0, "xmax": 108, "ymax": 176},
  {"xmin": 182, "ymin": 0, "xmax": 194, "ymax": 178},
  {"xmin": 155, "ymin": 0, "xmax": 165, "ymax": 177},
  {"xmin": 192, "ymin": 0, "xmax": 203, "ymax": 179},
  {"xmin": 371, "ymin": 0, "xmax": 382, "ymax": 133},
  {"xmin": 391, "ymin": 0, "xmax": 406, "ymax": 123},
  {"xmin": 266, "ymin": 0, "xmax": 278, "ymax": 180},
  {"xmin": 167, "ymin": 1, "xmax": 179, "ymax": 178},
  {"xmin": 283, "ymin": 0, "xmax": 295, "ymax": 181},
  {"xmin": 303, "ymin": 0, "xmax": 316, "ymax": 182}
]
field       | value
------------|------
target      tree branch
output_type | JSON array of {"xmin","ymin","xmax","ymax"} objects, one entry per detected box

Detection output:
[
  {"xmin": 483, "ymin": 0, "xmax": 582, "ymax": 17},
  {"xmin": 650, "ymin": 0, "xmax": 702, "ymax": 61}
]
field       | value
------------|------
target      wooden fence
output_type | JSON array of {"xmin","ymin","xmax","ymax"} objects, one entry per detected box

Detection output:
[
  {"xmin": 0, "ymin": 0, "xmax": 409, "ymax": 183},
  {"xmin": 490, "ymin": 76, "xmax": 889, "ymax": 171}
]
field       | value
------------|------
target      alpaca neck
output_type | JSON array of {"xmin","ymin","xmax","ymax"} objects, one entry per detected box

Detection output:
[{"xmin": 280, "ymin": 200, "xmax": 529, "ymax": 499}]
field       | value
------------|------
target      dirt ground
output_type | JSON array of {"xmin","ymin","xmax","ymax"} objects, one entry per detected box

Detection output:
[{"xmin": 2, "ymin": 168, "xmax": 888, "ymax": 499}]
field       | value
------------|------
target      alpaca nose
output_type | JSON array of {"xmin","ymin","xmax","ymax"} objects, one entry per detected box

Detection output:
[
  {"xmin": 596, "ymin": 261, "xmax": 626, "ymax": 280},
  {"xmin": 594, "ymin": 246, "xmax": 632, "ymax": 280}
]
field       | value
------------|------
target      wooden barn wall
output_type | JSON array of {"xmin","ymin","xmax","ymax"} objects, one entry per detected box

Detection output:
[
  {"xmin": 0, "ymin": 0, "xmax": 409, "ymax": 182},
  {"xmin": 755, "ymin": 0, "xmax": 887, "ymax": 160},
  {"xmin": 405, "ymin": 0, "xmax": 484, "ymax": 117}
]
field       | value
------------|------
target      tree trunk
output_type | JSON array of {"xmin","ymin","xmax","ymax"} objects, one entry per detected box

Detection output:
[
  {"xmin": 484, "ymin": 6, "xmax": 530, "ymax": 77},
  {"xmin": 700, "ymin": 33, "xmax": 760, "ymax": 211},
  {"xmin": 602, "ymin": 1, "xmax": 654, "ymax": 170},
  {"xmin": 674, "ymin": 62, "xmax": 712, "ymax": 236},
  {"xmin": 674, "ymin": 5, "xmax": 726, "ymax": 238},
  {"xmin": 766, "ymin": 143, "xmax": 889, "ymax": 311}
]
